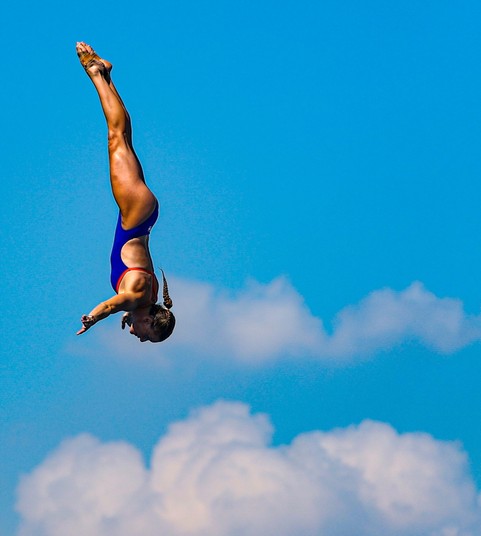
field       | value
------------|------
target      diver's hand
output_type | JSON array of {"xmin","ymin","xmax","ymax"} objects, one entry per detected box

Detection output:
[
  {"xmin": 76, "ymin": 315, "xmax": 97, "ymax": 335},
  {"xmin": 121, "ymin": 312, "xmax": 133, "ymax": 330}
]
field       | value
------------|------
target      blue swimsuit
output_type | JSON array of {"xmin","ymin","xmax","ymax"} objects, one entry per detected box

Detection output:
[{"xmin": 110, "ymin": 202, "xmax": 159, "ymax": 299}]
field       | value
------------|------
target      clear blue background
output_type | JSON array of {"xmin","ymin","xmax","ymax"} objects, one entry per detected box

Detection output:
[{"xmin": 2, "ymin": 0, "xmax": 481, "ymax": 532}]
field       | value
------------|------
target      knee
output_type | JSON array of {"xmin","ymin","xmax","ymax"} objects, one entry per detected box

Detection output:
[{"xmin": 107, "ymin": 128, "xmax": 126, "ymax": 151}]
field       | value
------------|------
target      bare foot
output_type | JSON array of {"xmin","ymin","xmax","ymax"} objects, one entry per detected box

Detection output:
[{"xmin": 76, "ymin": 42, "xmax": 112, "ymax": 80}]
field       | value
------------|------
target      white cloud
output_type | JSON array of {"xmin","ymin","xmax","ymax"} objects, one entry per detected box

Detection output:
[
  {"xmin": 169, "ymin": 276, "xmax": 325, "ymax": 362},
  {"xmin": 159, "ymin": 277, "xmax": 481, "ymax": 361},
  {"xmin": 323, "ymin": 281, "xmax": 481, "ymax": 358},
  {"xmin": 72, "ymin": 277, "xmax": 481, "ymax": 363},
  {"xmin": 16, "ymin": 401, "xmax": 481, "ymax": 536}
]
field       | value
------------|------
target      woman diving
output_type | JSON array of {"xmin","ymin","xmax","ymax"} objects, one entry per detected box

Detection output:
[{"xmin": 75, "ymin": 42, "xmax": 175, "ymax": 343}]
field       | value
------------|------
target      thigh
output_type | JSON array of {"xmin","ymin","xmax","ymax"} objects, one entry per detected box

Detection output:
[{"xmin": 108, "ymin": 142, "xmax": 157, "ymax": 228}]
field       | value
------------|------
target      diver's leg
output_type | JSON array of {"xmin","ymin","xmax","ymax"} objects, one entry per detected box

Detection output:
[
  {"xmin": 76, "ymin": 42, "xmax": 156, "ymax": 228},
  {"xmin": 107, "ymin": 79, "xmax": 147, "ymax": 180}
]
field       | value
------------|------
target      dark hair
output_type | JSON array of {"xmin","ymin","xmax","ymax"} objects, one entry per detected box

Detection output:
[{"xmin": 149, "ymin": 269, "xmax": 175, "ymax": 342}]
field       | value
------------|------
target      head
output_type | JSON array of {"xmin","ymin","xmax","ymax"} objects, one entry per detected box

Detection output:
[{"xmin": 129, "ymin": 270, "xmax": 176, "ymax": 343}]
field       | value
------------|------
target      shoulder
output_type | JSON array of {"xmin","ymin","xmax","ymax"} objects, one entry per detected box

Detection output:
[{"xmin": 119, "ymin": 270, "xmax": 152, "ymax": 297}]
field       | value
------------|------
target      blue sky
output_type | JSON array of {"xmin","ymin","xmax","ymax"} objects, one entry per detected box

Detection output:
[{"xmin": 2, "ymin": 1, "xmax": 481, "ymax": 534}]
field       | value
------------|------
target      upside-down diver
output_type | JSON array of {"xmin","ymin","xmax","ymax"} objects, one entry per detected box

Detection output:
[{"xmin": 75, "ymin": 42, "xmax": 175, "ymax": 343}]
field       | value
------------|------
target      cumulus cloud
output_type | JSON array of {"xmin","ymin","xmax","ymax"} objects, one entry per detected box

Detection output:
[
  {"xmin": 16, "ymin": 401, "xmax": 481, "ymax": 536},
  {"xmin": 72, "ymin": 276, "xmax": 481, "ymax": 363},
  {"xmin": 169, "ymin": 276, "xmax": 325, "ymax": 362},
  {"xmin": 324, "ymin": 281, "xmax": 481, "ymax": 358},
  {"xmin": 171, "ymin": 277, "xmax": 481, "ymax": 361}
]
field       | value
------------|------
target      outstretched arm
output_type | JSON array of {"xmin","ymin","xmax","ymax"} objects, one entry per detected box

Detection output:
[{"xmin": 76, "ymin": 292, "xmax": 142, "ymax": 335}]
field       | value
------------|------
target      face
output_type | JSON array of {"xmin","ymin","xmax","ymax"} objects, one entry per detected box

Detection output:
[{"xmin": 129, "ymin": 317, "xmax": 161, "ymax": 343}]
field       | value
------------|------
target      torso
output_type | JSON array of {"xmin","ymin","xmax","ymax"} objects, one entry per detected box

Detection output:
[
  {"xmin": 110, "ymin": 202, "xmax": 159, "ymax": 296},
  {"xmin": 116, "ymin": 237, "xmax": 158, "ymax": 304},
  {"xmin": 119, "ymin": 235, "xmax": 153, "ymax": 275}
]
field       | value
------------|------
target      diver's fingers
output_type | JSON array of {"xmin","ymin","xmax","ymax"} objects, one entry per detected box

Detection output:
[{"xmin": 121, "ymin": 312, "xmax": 132, "ymax": 330}]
